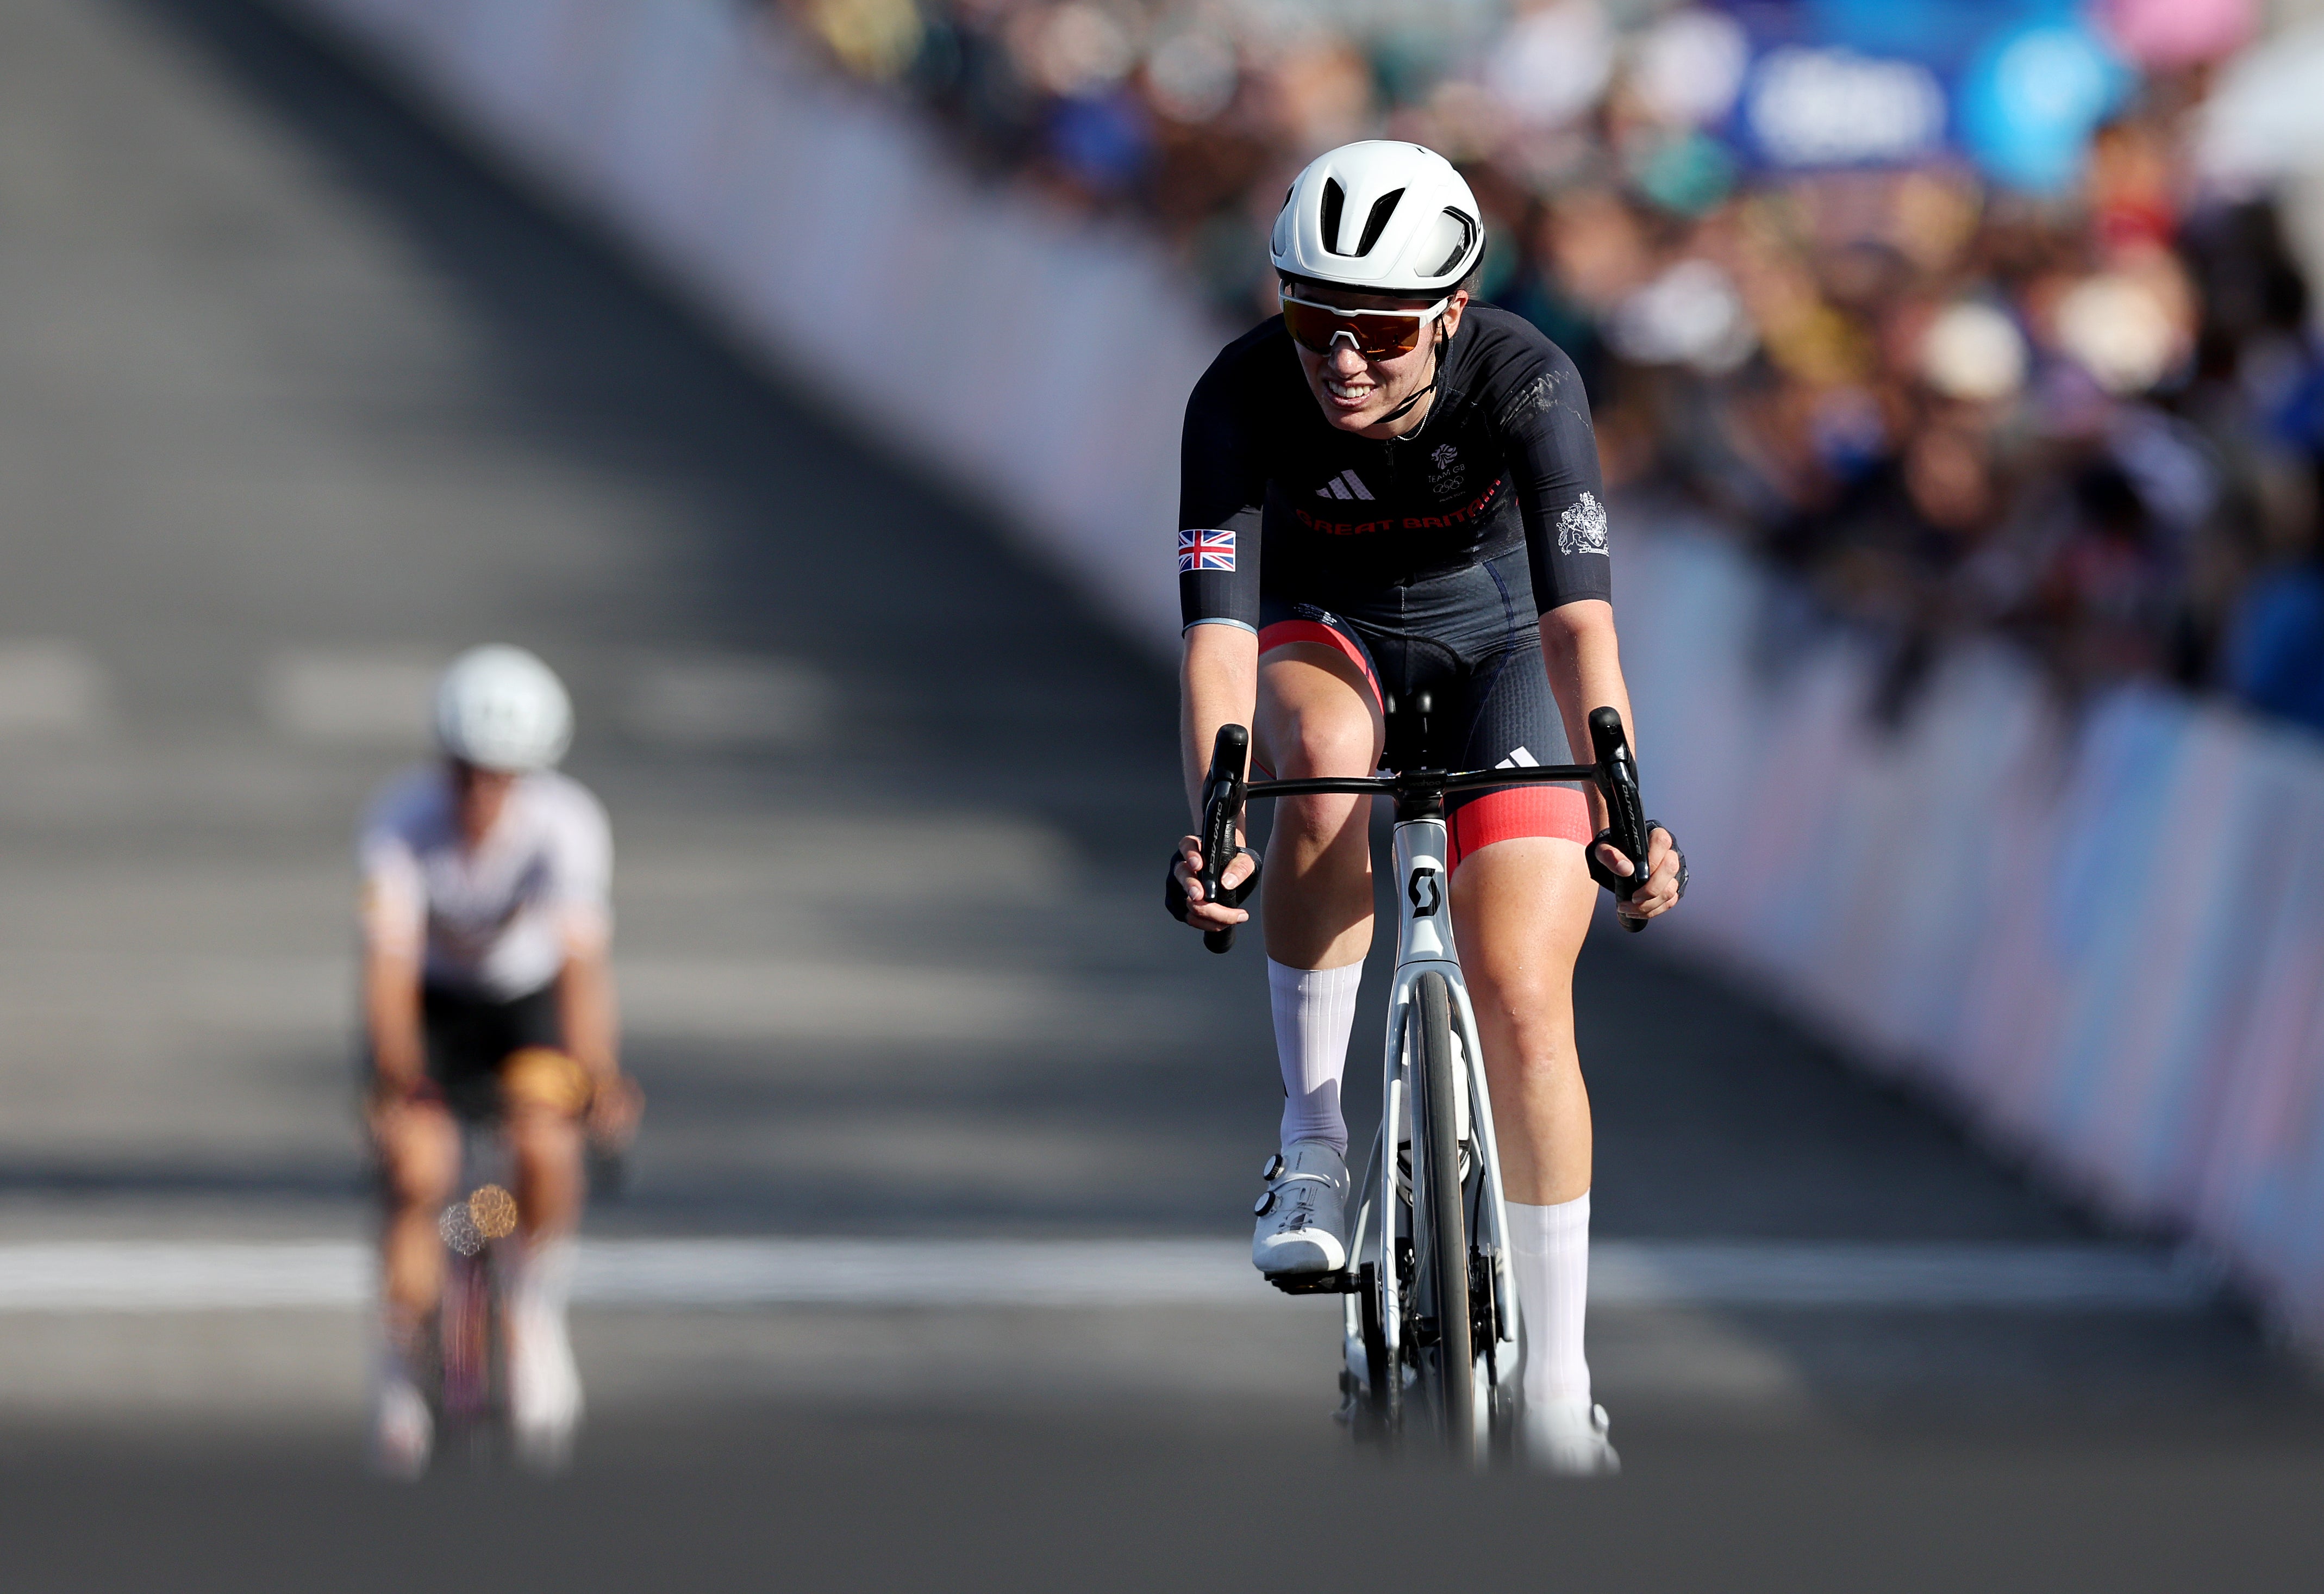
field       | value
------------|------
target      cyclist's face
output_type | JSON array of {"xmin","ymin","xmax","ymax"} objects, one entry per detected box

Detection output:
[
  {"xmin": 448, "ymin": 759, "xmax": 517, "ymax": 845},
  {"xmin": 1286, "ymin": 282, "xmax": 1468, "ymax": 438}
]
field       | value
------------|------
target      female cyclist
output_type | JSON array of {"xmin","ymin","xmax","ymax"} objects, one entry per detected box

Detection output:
[
  {"xmin": 363, "ymin": 645, "xmax": 641, "ymax": 1474},
  {"xmin": 1168, "ymin": 141, "xmax": 1683, "ymax": 1474}
]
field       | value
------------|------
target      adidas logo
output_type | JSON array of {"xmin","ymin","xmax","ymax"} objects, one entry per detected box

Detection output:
[
  {"xmin": 1315, "ymin": 470, "xmax": 1374, "ymax": 502},
  {"xmin": 1494, "ymin": 747, "xmax": 1539, "ymax": 769}
]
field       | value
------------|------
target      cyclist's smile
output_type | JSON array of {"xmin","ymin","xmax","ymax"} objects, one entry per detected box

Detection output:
[{"xmin": 1300, "ymin": 340, "xmax": 1423, "ymax": 433}]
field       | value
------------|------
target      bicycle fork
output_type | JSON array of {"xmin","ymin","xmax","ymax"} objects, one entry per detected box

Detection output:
[{"xmin": 1344, "ymin": 814, "xmax": 1521, "ymax": 1440}]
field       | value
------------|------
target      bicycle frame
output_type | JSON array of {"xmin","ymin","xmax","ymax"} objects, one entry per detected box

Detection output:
[
  {"xmin": 1191, "ymin": 706, "xmax": 1653, "ymax": 1452},
  {"xmin": 434, "ymin": 1122, "xmax": 520, "ymax": 1449}
]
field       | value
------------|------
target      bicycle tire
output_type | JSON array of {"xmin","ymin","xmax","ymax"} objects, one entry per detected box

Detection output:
[
  {"xmin": 440, "ymin": 1249, "xmax": 492, "ymax": 1423},
  {"xmin": 1411, "ymin": 971, "xmax": 1475, "ymax": 1449}
]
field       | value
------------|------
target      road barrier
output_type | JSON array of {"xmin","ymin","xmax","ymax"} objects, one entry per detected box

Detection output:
[
  {"xmin": 1621, "ymin": 524, "xmax": 2324, "ymax": 1341},
  {"xmin": 285, "ymin": 0, "xmax": 2324, "ymax": 1347}
]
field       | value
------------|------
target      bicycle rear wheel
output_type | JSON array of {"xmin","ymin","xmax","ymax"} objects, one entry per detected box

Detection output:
[{"xmin": 1410, "ymin": 971, "xmax": 1474, "ymax": 1450}]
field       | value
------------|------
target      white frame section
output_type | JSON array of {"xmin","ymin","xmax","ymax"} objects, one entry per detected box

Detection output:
[{"xmin": 1340, "ymin": 811, "xmax": 1519, "ymax": 1450}]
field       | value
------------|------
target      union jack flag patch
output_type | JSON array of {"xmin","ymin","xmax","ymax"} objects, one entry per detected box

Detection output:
[{"xmin": 1178, "ymin": 528, "xmax": 1236, "ymax": 573}]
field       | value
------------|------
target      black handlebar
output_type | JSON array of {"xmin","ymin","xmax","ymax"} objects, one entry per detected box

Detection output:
[
  {"xmin": 1196, "ymin": 724, "xmax": 1249, "ymax": 954},
  {"xmin": 1588, "ymin": 707, "xmax": 1652, "ymax": 936},
  {"xmin": 1192, "ymin": 707, "xmax": 1657, "ymax": 954}
]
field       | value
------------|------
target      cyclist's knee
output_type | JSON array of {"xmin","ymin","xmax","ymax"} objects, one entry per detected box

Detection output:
[
  {"xmin": 1464, "ymin": 944, "xmax": 1579, "ymax": 1061},
  {"xmin": 1471, "ymin": 960, "xmax": 1575, "ymax": 1030},
  {"xmin": 1288, "ymin": 719, "xmax": 1377, "ymax": 780},
  {"xmin": 501, "ymin": 1047, "xmax": 591, "ymax": 1121},
  {"xmin": 380, "ymin": 1111, "xmax": 458, "ymax": 1209},
  {"xmin": 1259, "ymin": 663, "xmax": 1380, "ymax": 777}
]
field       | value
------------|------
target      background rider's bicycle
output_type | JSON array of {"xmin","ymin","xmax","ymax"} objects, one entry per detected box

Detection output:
[
  {"xmin": 1195, "ymin": 705, "xmax": 1652, "ymax": 1461},
  {"xmin": 427, "ymin": 1119, "xmax": 522, "ymax": 1464}
]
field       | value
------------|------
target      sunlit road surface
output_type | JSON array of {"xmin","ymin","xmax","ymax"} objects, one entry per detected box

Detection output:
[{"xmin": 0, "ymin": 0, "xmax": 2321, "ymax": 1582}]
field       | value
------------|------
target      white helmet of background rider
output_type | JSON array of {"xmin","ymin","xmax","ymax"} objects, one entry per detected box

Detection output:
[
  {"xmin": 1270, "ymin": 141, "xmax": 1485, "ymax": 296},
  {"xmin": 434, "ymin": 644, "xmax": 573, "ymax": 773}
]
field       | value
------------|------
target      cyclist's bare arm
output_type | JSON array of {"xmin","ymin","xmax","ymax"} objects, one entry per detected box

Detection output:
[
  {"xmin": 1538, "ymin": 600, "xmax": 1680, "ymax": 920},
  {"xmin": 1176, "ymin": 622, "xmax": 1261, "ymax": 930},
  {"xmin": 556, "ymin": 940, "xmax": 638, "ymax": 1142},
  {"xmin": 364, "ymin": 941, "xmax": 428, "ymax": 1106}
]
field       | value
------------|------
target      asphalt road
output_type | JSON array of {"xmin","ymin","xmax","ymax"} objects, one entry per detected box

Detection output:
[{"xmin": 0, "ymin": 0, "xmax": 2320, "ymax": 1583}]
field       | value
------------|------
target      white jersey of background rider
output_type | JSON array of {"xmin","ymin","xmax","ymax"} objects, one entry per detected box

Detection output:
[{"xmin": 358, "ymin": 767, "xmax": 612, "ymax": 1001}]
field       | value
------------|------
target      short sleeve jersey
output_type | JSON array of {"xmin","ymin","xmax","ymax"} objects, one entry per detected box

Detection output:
[
  {"xmin": 1178, "ymin": 306, "xmax": 1611, "ymax": 629},
  {"xmin": 358, "ymin": 767, "xmax": 613, "ymax": 1001}
]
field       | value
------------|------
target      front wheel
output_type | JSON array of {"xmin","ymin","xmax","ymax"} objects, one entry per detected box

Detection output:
[{"xmin": 1410, "ymin": 971, "xmax": 1475, "ymax": 1450}]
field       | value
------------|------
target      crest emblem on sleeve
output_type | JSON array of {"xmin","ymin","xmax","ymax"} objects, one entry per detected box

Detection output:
[{"xmin": 1555, "ymin": 492, "xmax": 1609, "ymax": 557}]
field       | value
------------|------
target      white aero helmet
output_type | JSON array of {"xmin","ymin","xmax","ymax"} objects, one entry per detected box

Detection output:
[
  {"xmin": 1271, "ymin": 141, "xmax": 1485, "ymax": 296},
  {"xmin": 434, "ymin": 644, "xmax": 573, "ymax": 773}
]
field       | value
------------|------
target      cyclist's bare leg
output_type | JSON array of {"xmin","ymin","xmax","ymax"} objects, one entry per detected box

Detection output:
[
  {"xmin": 1244, "ymin": 643, "xmax": 1383, "ymax": 1268},
  {"xmin": 1450, "ymin": 837, "xmax": 1596, "ymax": 1204},
  {"xmin": 1452, "ymin": 835, "xmax": 1604, "ymax": 1443},
  {"xmin": 370, "ymin": 1098, "xmax": 457, "ymax": 1471},
  {"xmin": 508, "ymin": 1103, "xmax": 584, "ymax": 1239},
  {"xmin": 1252, "ymin": 642, "xmax": 1383, "ymax": 969},
  {"xmin": 377, "ymin": 1098, "xmax": 459, "ymax": 1329},
  {"xmin": 503, "ymin": 1083, "xmax": 588, "ymax": 1462}
]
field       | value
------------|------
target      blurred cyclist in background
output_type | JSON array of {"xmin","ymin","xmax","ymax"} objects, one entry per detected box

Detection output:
[
  {"xmin": 1171, "ymin": 142, "xmax": 1683, "ymax": 1474},
  {"xmin": 361, "ymin": 645, "xmax": 639, "ymax": 1475}
]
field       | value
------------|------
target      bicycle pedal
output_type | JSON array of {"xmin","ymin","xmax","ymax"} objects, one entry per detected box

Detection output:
[{"xmin": 1265, "ymin": 1268, "xmax": 1361, "ymax": 1297}]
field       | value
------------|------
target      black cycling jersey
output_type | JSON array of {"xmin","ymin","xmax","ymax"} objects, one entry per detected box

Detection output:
[{"xmin": 1177, "ymin": 306, "xmax": 1611, "ymax": 632}]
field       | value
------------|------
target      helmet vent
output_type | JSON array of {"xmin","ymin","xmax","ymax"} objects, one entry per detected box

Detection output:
[
  {"xmin": 1354, "ymin": 190, "xmax": 1404, "ymax": 258},
  {"xmin": 1425, "ymin": 208, "xmax": 1478, "ymax": 278},
  {"xmin": 1319, "ymin": 178, "xmax": 1346, "ymax": 254}
]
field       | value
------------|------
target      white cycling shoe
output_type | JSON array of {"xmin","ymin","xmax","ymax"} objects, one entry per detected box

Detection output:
[
  {"xmin": 1252, "ymin": 1140, "xmax": 1350, "ymax": 1276},
  {"xmin": 508, "ymin": 1303, "xmax": 583, "ymax": 1472},
  {"xmin": 370, "ymin": 1352, "xmax": 433, "ymax": 1480},
  {"xmin": 1525, "ymin": 1398, "xmax": 1621, "ymax": 1477}
]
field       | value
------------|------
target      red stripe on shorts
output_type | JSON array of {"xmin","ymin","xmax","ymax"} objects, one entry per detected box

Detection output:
[
  {"xmin": 1257, "ymin": 619, "xmax": 1382, "ymax": 709},
  {"xmin": 1447, "ymin": 785, "xmax": 1593, "ymax": 873}
]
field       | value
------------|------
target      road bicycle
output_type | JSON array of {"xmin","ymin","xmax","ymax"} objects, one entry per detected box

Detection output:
[
  {"xmin": 1195, "ymin": 702, "xmax": 1652, "ymax": 1461},
  {"xmin": 424, "ymin": 1120, "xmax": 523, "ymax": 1464}
]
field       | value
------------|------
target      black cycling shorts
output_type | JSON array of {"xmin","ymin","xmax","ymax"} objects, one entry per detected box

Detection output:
[
  {"xmin": 1253, "ymin": 545, "xmax": 1591, "ymax": 871},
  {"xmin": 421, "ymin": 981, "xmax": 564, "ymax": 1120}
]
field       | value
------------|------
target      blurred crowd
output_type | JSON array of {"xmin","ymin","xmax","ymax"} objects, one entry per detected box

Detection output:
[{"xmin": 781, "ymin": 0, "xmax": 2324, "ymax": 731}]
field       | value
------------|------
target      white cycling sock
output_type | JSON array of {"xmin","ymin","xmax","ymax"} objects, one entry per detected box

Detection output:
[
  {"xmin": 1508, "ymin": 1191, "xmax": 1592, "ymax": 1410},
  {"xmin": 513, "ymin": 1234, "xmax": 577, "ymax": 1325},
  {"xmin": 1268, "ymin": 958, "xmax": 1361, "ymax": 1155},
  {"xmin": 374, "ymin": 1319, "xmax": 423, "ymax": 1392}
]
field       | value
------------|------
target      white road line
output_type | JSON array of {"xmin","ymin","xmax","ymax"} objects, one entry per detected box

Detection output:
[
  {"xmin": 0, "ymin": 1240, "xmax": 2217, "ymax": 1313},
  {"xmin": 0, "ymin": 1244, "xmax": 366, "ymax": 1310},
  {"xmin": 0, "ymin": 641, "xmax": 108, "ymax": 736},
  {"xmin": 1590, "ymin": 1243, "xmax": 2219, "ymax": 1309}
]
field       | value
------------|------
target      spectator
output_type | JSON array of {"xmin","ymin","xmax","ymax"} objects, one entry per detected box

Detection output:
[{"xmin": 787, "ymin": 0, "xmax": 2320, "ymax": 725}]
